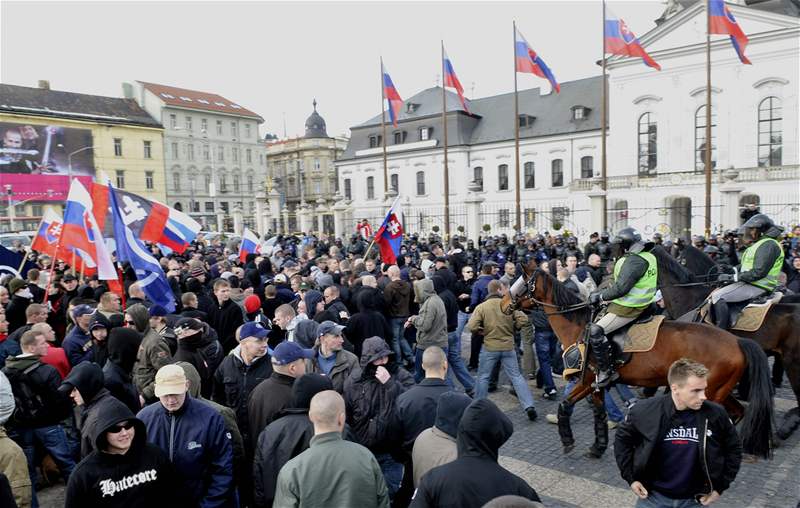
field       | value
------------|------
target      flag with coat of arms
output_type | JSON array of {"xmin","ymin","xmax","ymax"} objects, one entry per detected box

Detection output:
[{"xmin": 375, "ymin": 198, "xmax": 403, "ymax": 265}]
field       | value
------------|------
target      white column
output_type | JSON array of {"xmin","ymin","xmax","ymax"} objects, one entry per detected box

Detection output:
[
  {"xmin": 232, "ymin": 204, "xmax": 243, "ymax": 235},
  {"xmin": 587, "ymin": 187, "xmax": 607, "ymax": 236},
  {"xmin": 298, "ymin": 203, "xmax": 309, "ymax": 233},
  {"xmin": 333, "ymin": 198, "xmax": 348, "ymax": 239},
  {"xmin": 254, "ymin": 191, "xmax": 265, "ymax": 235},
  {"xmin": 216, "ymin": 211, "xmax": 225, "ymax": 232},
  {"xmin": 464, "ymin": 182, "xmax": 485, "ymax": 243},
  {"xmin": 719, "ymin": 177, "xmax": 744, "ymax": 233}
]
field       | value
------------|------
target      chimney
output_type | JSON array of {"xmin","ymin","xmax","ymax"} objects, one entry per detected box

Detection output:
[
  {"xmin": 122, "ymin": 82, "xmax": 134, "ymax": 99},
  {"xmin": 38, "ymin": 80, "xmax": 50, "ymax": 90}
]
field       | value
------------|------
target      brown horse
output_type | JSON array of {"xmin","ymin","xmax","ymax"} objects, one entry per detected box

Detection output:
[
  {"xmin": 502, "ymin": 259, "xmax": 774, "ymax": 459},
  {"xmin": 654, "ymin": 245, "xmax": 800, "ymax": 438}
]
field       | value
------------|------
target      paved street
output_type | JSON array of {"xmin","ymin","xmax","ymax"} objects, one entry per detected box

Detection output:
[{"xmin": 33, "ymin": 348, "xmax": 800, "ymax": 508}]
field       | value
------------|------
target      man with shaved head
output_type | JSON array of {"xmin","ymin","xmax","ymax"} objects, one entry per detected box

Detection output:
[{"xmin": 274, "ymin": 390, "xmax": 389, "ymax": 507}]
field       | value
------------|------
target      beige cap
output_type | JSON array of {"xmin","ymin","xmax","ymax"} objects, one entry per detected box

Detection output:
[{"xmin": 154, "ymin": 364, "xmax": 188, "ymax": 397}]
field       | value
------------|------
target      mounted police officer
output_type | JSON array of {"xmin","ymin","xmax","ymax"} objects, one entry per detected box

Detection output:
[
  {"xmin": 588, "ymin": 228, "xmax": 658, "ymax": 387},
  {"xmin": 710, "ymin": 214, "xmax": 784, "ymax": 330}
]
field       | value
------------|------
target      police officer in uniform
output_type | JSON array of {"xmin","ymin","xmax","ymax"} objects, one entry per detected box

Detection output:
[
  {"xmin": 563, "ymin": 236, "xmax": 583, "ymax": 264},
  {"xmin": 588, "ymin": 228, "xmax": 658, "ymax": 387},
  {"xmin": 710, "ymin": 214, "xmax": 784, "ymax": 330},
  {"xmin": 596, "ymin": 232, "xmax": 613, "ymax": 264}
]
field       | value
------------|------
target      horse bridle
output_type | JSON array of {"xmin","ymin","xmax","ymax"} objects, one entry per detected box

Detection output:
[{"xmin": 506, "ymin": 268, "xmax": 592, "ymax": 315}]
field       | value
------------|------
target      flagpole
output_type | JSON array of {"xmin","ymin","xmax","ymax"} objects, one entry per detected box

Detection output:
[
  {"xmin": 17, "ymin": 254, "xmax": 28, "ymax": 277},
  {"xmin": 513, "ymin": 21, "xmax": 522, "ymax": 232},
  {"xmin": 441, "ymin": 41, "xmax": 451, "ymax": 243},
  {"xmin": 704, "ymin": 0, "xmax": 713, "ymax": 238},
  {"xmin": 601, "ymin": 0, "xmax": 608, "ymax": 232},
  {"xmin": 380, "ymin": 58, "xmax": 389, "ymax": 198}
]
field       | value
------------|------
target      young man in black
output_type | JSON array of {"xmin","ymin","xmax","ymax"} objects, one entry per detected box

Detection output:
[{"xmin": 614, "ymin": 358, "xmax": 742, "ymax": 507}]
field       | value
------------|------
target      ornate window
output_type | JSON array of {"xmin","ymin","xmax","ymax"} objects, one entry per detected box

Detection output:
[
  {"xmin": 551, "ymin": 159, "xmax": 564, "ymax": 187},
  {"xmin": 758, "ymin": 97, "xmax": 782, "ymax": 167},
  {"xmin": 580, "ymin": 156, "xmax": 594, "ymax": 179},
  {"xmin": 498, "ymin": 164, "xmax": 508, "ymax": 191},
  {"xmin": 473, "ymin": 167, "xmax": 483, "ymax": 191},
  {"xmin": 416, "ymin": 171, "xmax": 425, "ymax": 195},
  {"xmin": 638, "ymin": 113, "xmax": 657, "ymax": 176},
  {"xmin": 695, "ymin": 105, "xmax": 717, "ymax": 172},
  {"xmin": 524, "ymin": 162, "xmax": 535, "ymax": 188},
  {"xmin": 367, "ymin": 176, "xmax": 375, "ymax": 199}
]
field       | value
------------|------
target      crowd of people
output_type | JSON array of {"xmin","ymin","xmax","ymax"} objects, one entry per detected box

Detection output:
[{"xmin": 0, "ymin": 215, "xmax": 797, "ymax": 508}]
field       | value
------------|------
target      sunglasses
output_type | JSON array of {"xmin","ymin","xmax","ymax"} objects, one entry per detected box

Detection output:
[{"xmin": 109, "ymin": 421, "xmax": 135, "ymax": 433}]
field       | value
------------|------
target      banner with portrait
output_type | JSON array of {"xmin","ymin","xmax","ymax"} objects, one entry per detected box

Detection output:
[{"xmin": 0, "ymin": 121, "xmax": 95, "ymax": 202}]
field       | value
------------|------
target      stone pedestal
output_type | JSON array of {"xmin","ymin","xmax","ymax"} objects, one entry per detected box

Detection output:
[
  {"xmin": 316, "ymin": 198, "xmax": 327, "ymax": 235},
  {"xmin": 254, "ymin": 191, "xmax": 266, "ymax": 235},
  {"xmin": 298, "ymin": 204, "xmax": 310, "ymax": 233},
  {"xmin": 267, "ymin": 190, "xmax": 282, "ymax": 234},
  {"xmin": 215, "ymin": 211, "xmax": 224, "ymax": 232},
  {"xmin": 232, "ymin": 205, "xmax": 243, "ymax": 235},
  {"xmin": 719, "ymin": 179, "xmax": 744, "ymax": 232},
  {"xmin": 587, "ymin": 187, "xmax": 607, "ymax": 235},
  {"xmin": 464, "ymin": 185, "xmax": 485, "ymax": 243},
  {"xmin": 333, "ymin": 198, "xmax": 348, "ymax": 239}
]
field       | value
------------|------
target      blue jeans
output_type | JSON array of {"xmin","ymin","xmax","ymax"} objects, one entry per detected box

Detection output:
[
  {"xmin": 455, "ymin": 311, "xmax": 470, "ymax": 343},
  {"xmin": 447, "ymin": 331, "xmax": 474, "ymax": 392},
  {"xmin": 635, "ymin": 490, "xmax": 700, "ymax": 507},
  {"xmin": 561, "ymin": 379, "xmax": 633, "ymax": 422},
  {"xmin": 534, "ymin": 331, "xmax": 558, "ymax": 391},
  {"xmin": 389, "ymin": 317, "xmax": 414, "ymax": 362},
  {"xmin": 475, "ymin": 348, "xmax": 535, "ymax": 410},
  {"xmin": 375, "ymin": 452, "xmax": 404, "ymax": 498},
  {"xmin": 11, "ymin": 425, "xmax": 76, "ymax": 508},
  {"xmin": 414, "ymin": 346, "xmax": 454, "ymax": 386}
]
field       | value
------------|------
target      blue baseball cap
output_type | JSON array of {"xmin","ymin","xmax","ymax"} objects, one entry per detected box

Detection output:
[
  {"xmin": 272, "ymin": 341, "xmax": 315, "ymax": 366},
  {"xmin": 240, "ymin": 322, "xmax": 269, "ymax": 341}
]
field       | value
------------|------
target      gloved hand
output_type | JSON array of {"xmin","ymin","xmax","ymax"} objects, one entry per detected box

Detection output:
[
  {"xmin": 717, "ymin": 273, "xmax": 734, "ymax": 283},
  {"xmin": 589, "ymin": 292, "xmax": 603, "ymax": 306}
]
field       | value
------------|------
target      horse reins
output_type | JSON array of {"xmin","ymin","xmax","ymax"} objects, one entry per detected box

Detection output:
[{"xmin": 509, "ymin": 269, "xmax": 592, "ymax": 315}]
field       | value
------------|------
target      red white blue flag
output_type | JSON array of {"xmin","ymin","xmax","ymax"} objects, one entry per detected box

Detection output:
[
  {"xmin": 605, "ymin": 8, "xmax": 661, "ymax": 70},
  {"xmin": 61, "ymin": 180, "xmax": 117, "ymax": 280},
  {"xmin": 515, "ymin": 27, "xmax": 560, "ymax": 93},
  {"xmin": 375, "ymin": 200, "xmax": 403, "ymax": 265},
  {"xmin": 382, "ymin": 62, "xmax": 404, "ymax": 127},
  {"xmin": 709, "ymin": 0, "xmax": 751, "ymax": 64},
  {"xmin": 443, "ymin": 47, "xmax": 470, "ymax": 113},
  {"xmin": 239, "ymin": 227, "xmax": 262, "ymax": 262}
]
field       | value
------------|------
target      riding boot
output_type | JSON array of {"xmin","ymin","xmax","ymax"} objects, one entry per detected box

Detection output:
[
  {"xmin": 713, "ymin": 300, "xmax": 731, "ymax": 330},
  {"xmin": 589, "ymin": 324, "xmax": 618, "ymax": 388}
]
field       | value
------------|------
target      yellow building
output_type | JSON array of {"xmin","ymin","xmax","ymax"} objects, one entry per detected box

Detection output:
[{"xmin": 0, "ymin": 81, "xmax": 165, "ymax": 232}]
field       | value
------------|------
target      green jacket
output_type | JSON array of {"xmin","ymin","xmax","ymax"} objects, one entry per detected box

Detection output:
[
  {"xmin": 0, "ymin": 427, "xmax": 32, "ymax": 508},
  {"xmin": 274, "ymin": 431, "xmax": 389, "ymax": 508},
  {"xmin": 412, "ymin": 279, "xmax": 448, "ymax": 350},
  {"xmin": 468, "ymin": 295, "xmax": 529, "ymax": 352},
  {"xmin": 133, "ymin": 329, "xmax": 171, "ymax": 402}
]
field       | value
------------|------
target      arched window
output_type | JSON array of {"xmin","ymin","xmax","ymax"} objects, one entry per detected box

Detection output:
[
  {"xmin": 473, "ymin": 167, "xmax": 483, "ymax": 191},
  {"xmin": 695, "ymin": 105, "xmax": 716, "ymax": 172},
  {"xmin": 416, "ymin": 171, "xmax": 425, "ymax": 195},
  {"xmin": 366, "ymin": 176, "xmax": 375, "ymax": 199},
  {"xmin": 174, "ymin": 202, "xmax": 183, "ymax": 212},
  {"xmin": 173, "ymin": 172, "xmax": 181, "ymax": 192},
  {"xmin": 758, "ymin": 97, "xmax": 782, "ymax": 167},
  {"xmin": 498, "ymin": 164, "xmax": 508, "ymax": 191},
  {"xmin": 638, "ymin": 112, "xmax": 657, "ymax": 176},
  {"xmin": 390, "ymin": 174, "xmax": 399, "ymax": 192},
  {"xmin": 247, "ymin": 174, "xmax": 254, "ymax": 192},
  {"xmin": 524, "ymin": 162, "xmax": 535, "ymax": 188},
  {"xmin": 233, "ymin": 173, "xmax": 240, "ymax": 193}
]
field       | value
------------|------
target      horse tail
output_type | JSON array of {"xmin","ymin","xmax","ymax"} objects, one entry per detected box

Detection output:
[{"xmin": 737, "ymin": 337, "xmax": 774, "ymax": 458}]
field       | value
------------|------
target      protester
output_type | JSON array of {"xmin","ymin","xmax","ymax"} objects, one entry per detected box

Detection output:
[
  {"xmin": 0, "ymin": 370, "xmax": 31, "ymax": 508},
  {"xmin": 304, "ymin": 320, "xmax": 359, "ymax": 393},
  {"xmin": 273, "ymin": 390, "xmax": 390, "ymax": 508},
  {"xmin": 407, "ymin": 279, "xmax": 448, "ymax": 382},
  {"xmin": 411, "ymin": 399, "xmax": 541, "ymax": 507},
  {"xmin": 130, "ymin": 303, "xmax": 172, "ymax": 405},
  {"xmin": 137, "ymin": 364, "xmax": 235, "ymax": 507},
  {"xmin": 411, "ymin": 391, "xmax": 472, "ymax": 487},
  {"xmin": 172, "ymin": 317, "xmax": 223, "ymax": 398},
  {"xmin": 102, "ymin": 327, "xmax": 142, "ymax": 414},
  {"xmin": 62, "ymin": 305, "xmax": 96, "ymax": 367}
]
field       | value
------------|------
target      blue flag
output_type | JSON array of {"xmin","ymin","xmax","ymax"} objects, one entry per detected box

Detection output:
[
  {"xmin": 0, "ymin": 245, "xmax": 35, "ymax": 279},
  {"xmin": 108, "ymin": 183, "xmax": 176, "ymax": 312}
]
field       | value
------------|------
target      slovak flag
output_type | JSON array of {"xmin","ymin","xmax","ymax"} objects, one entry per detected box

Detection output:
[
  {"xmin": 382, "ymin": 62, "xmax": 404, "ymax": 127},
  {"xmin": 709, "ymin": 0, "xmax": 751, "ymax": 64},
  {"xmin": 443, "ymin": 47, "xmax": 470, "ymax": 113},
  {"xmin": 375, "ymin": 201, "xmax": 403, "ymax": 265},
  {"xmin": 515, "ymin": 27, "xmax": 560, "ymax": 93},
  {"xmin": 605, "ymin": 8, "xmax": 661, "ymax": 70},
  {"xmin": 31, "ymin": 208, "xmax": 64, "ymax": 256},
  {"xmin": 60, "ymin": 180, "xmax": 117, "ymax": 280},
  {"xmin": 239, "ymin": 227, "xmax": 262, "ymax": 262}
]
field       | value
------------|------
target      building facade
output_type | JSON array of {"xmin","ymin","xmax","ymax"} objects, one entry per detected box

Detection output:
[
  {"xmin": 335, "ymin": 0, "xmax": 799, "ymax": 242},
  {"xmin": 128, "ymin": 81, "xmax": 266, "ymax": 232},
  {"xmin": 0, "ymin": 81, "xmax": 165, "ymax": 233},
  {"xmin": 266, "ymin": 101, "xmax": 347, "ymax": 234}
]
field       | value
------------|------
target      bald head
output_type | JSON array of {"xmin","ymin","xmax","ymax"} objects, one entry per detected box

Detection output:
[
  {"xmin": 309, "ymin": 390, "xmax": 346, "ymax": 435},
  {"xmin": 387, "ymin": 265, "xmax": 401, "ymax": 280},
  {"xmin": 421, "ymin": 346, "xmax": 448, "ymax": 379},
  {"xmin": 361, "ymin": 275, "xmax": 377, "ymax": 288}
]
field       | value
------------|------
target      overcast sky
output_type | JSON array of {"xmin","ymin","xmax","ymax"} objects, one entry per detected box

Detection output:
[{"xmin": 2, "ymin": 0, "xmax": 665, "ymax": 138}]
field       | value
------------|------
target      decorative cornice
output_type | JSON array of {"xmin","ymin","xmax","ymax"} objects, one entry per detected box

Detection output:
[{"xmin": 753, "ymin": 77, "xmax": 790, "ymax": 89}]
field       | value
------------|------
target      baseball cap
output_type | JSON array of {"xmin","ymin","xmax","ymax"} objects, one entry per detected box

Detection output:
[
  {"xmin": 283, "ymin": 260, "xmax": 298, "ymax": 269},
  {"xmin": 154, "ymin": 364, "xmax": 188, "ymax": 397},
  {"xmin": 299, "ymin": 282, "xmax": 311, "ymax": 291},
  {"xmin": 240, "ymin": 322, "xmax": 269, "ymax": 341},
  {"xmin": 272, "ymin": 341, "xmax": 315, "ymax": 366},
  {"xmin": 62, "ymin": 273, "xmax": 77, "ymax": 282},
  {"xmin": 274, "ymin": 273, "xmax": 288, "ymax": 283},
  {"xmin": 72, "ymin": 304, "xmax": 96, "ymax": 319},
  {"xmin": 174, "ymin": 317, "xmax": 203, "ymax": 337},
  {"xmin": 317, "ymin": 320, "xmax": 345, "ymax": 338},
  {"xmin": 148, "ymin": 305, "xmax": 168, "ymax": 318}
]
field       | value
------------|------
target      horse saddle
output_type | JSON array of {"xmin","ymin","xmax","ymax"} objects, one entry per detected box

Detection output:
[
  {"xmin": 610, "ymin": 314, "xmax": 666, "ymax": 355},
  {"xmin": 701, "ymin": 292, "xmax": 783, "ymax": 332}
]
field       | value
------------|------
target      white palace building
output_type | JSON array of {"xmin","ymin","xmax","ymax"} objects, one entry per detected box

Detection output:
[{"xmin": 334, "ymin": 0, "xmax": 799, "ymax": 242}]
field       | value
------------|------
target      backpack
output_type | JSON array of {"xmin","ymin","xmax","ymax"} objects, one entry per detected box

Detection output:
[{"xmin": 3, "ymin": 362, "xmax": 47, "ymax": 426}]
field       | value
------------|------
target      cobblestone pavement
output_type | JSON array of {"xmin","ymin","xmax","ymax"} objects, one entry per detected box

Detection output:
[{"xmin": 35, "ymin": 351, "xmax": 800, "ymax": 508}]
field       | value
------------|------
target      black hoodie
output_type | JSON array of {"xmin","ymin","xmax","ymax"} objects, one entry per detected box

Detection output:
[
  {"xmin": 410, "ymin": 399, "xmax": 541, "ymax": 508},
  {"xmin": 103, "ymin": 328, "xmax": 143, "ymax": 414},
  {"xmin": 61, "ymin": 362, "xmax": 132, "ymax": 458},
  {"xmin": 65, "ymin": 404, "xmax": 178, "ymax": 508},
  {"xmin": 253, "ymin": 374, "xmax": 333, "ymax": 508}
]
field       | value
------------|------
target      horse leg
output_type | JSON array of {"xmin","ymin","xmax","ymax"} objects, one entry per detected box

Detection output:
[
  {"xmin": 586, "ymin": 388, "xmax": 608, "ymax": 459},
  {"xmin": 777, "ymin": 353, "xmax": 800, "ymax": 440},
  {"xmin": 558, "ymin": 380, "xmax": 594, "ymax": 454},
  {"xmin": 722, "ymin": 395, "xmax": 745, "ymax": 424}
]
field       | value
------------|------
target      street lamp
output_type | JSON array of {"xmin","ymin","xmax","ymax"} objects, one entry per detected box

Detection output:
[
  {"xmin": 4, "ymin": 185, "xmax": 54, "ymax": 232},
  {"xmin": 67, "ymin": 145, "xmax": 95, "ymax": 181}
]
